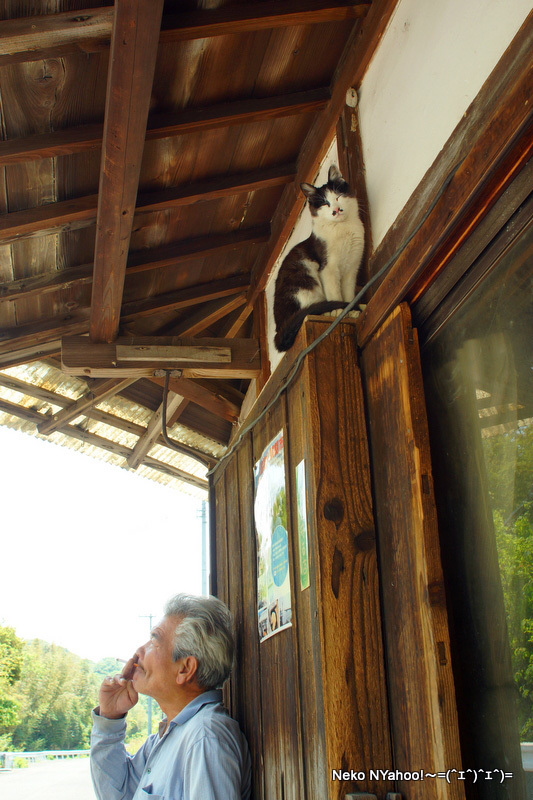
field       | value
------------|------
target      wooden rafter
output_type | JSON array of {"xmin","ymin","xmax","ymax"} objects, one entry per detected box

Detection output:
[
  {"xmin": 0, "ymin": 311, "xmax": 91, "ymax": 356},
  {"xmin": 0, "ymin": 2, "xmax": 370, "ymax": 66},
  {"xmin": 149, "ymin": 376, "xmax": 240, "ymax": 423},
  {"xmin": 247, "ymin": 0, "xmax": 400, "ymax": 311},
  {"xmin": 0, "ymin": 342, "xmax": 61, "ymax": 370},
  {"xmin": 0, "ymin": 276, "xmax": 248, "ymax": 355},
  {"xmin": 121, "ymin": 276, "xmax": 250, "ymax": 321},
  {"xmin": 0, "ymin": 89, "xmax": 329, "ymax": 166},
  {"xmin": 0, "ymin": 227, "xmax": 268, "ymax": 305},
  {"xmin": 126, "ymin": 391, "xmax": 188, "ymax": 470},
  {"xmin": 90, "ymin": 0, "xmax": 165, "ymax": 344},
  {"xmin": 158, "ymin": 295, "xmax": 247, "ymax": 338},
  {"xmin": 0, "ymin": 372, "xmax": 223, "ymax": 455},
  {"xmin": 0, "ymin": 396, "xmax": 208, "ymax": 491},
  {"xmin": 37, "ymin": 377, "xmax": 137, "ymax": 436},
  {"xmin": 0, "ymin": 166, "xmax": 292, "ymax": 245},
  {"xmin": 0, "ymin": 334, "xmax": 240, "ymax": 422},
  {"xmin": 61, "ymin": 336, "xmax": 261, "ymax": 379}
]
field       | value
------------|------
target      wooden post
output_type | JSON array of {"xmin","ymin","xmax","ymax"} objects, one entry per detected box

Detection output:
[{"xmin": 361, "ymin": 304, "xmax": 464, "ymax": 800}]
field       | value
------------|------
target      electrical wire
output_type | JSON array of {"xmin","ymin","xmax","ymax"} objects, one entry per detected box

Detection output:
[
  {"xmin": 161, "ymin": 370, "xmax": 217, "ymax": 469},
  {"xmin": 207, "ymin": 158, "xmax": 465, "ymax": 477}
]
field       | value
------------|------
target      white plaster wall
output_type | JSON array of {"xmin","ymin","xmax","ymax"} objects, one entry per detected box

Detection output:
[
  {"xmin": 358, "ymin": 0, "xmax": 531, "ymax": 248},
  {"xmin": 265, "ymin": 138, "xmax": 339, "ymax": 374}
]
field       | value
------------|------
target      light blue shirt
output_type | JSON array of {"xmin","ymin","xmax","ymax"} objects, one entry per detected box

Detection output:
[{"xmin": 90, "ymin": 690, "xmax": 251, "ymax": 800}]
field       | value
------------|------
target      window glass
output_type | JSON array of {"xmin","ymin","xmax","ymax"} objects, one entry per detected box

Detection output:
[{"xmin": 420, "ymin": 221, "xmax": 532, "ymax": 800}]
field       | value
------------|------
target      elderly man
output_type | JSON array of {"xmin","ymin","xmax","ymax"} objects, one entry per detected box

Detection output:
[{"xmin": 90, "ymin": 594, "xmax": 251, "ymax": 800}]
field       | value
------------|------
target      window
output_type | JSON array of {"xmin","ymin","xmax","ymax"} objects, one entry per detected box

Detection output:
[{"xmin": 417, "ymin": 200, "xmax": 532, "ymax": 799}]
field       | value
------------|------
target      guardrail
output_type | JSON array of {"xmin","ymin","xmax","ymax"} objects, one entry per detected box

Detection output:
[{"xmin": 0, "ymin": 750, "xmax": 89, "ymax": 769}]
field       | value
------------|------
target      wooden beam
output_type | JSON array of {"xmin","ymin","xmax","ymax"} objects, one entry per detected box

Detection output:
[
  {"xmin": 0, "ymin": 333, "xmax": 240, "ymax": 423},
  {"xmin": 62, "ymin": 336, "xmax": 261, "ymax": 379},
  {"xmin": 120, "ymin": 275, "xmax": 250, "ymax": 321},
  {"xmin": 126, "ymin": 391, "xmax": 188, "ymax": 470},
  {"xmin": 160, "ymin": 1, "xmax": 369, "ymax": 41},
  {"xmin": 217, "ymin": 304, "xmax": 254, "ymax": 338},
  {"xmin": 0, "ymin": 342, "xmax": 61, "ymax": 370},
  {"xmin": 0, "ymin": 277, "xmax": 249, "ymax": 360},
  {"xmin": 247, "ymin": 0, "xmax": 400, "ymax": 307},
  {"xmin": 0, "ymin": 372, "xmax": 217, "ymax": 460},
  {"xmin": 133, "ymin": 164, "xmax": 295, "ymax": 216},
  {"xmin": 0, "ymin": 3, "xmax": 369, "ymax": 66},
  {"xmin": 0, "ymin": 227, "xmax": 268, "ymax": 304},
  {"xmin": 116, "ymin": 344, "xmax": 231, "ymax": 364},
  {"xmin": 0, "ymin": 89, "xmax": 329, "ymax": 166},
  {"xmin": 0, "ymin": 7, "xmax": 114, "ymax": 66},
  {"xmin": 162, "ymin": 295, "xmax": 247, "ymax": 337},
  {"xmin": 37, "ymin": 377, "xmax": 137, "ymax": 435},
  {"xmin": 0, "ymin": 195, "xmax": 98, "ymax": 245},
  {"xmin": 0, "ymin": 311, "xmax": 90, "ymax": 356},
  {"xmin": 0, "ymin": 167, "xmax": 290, "ymax": 245},
  {"xmin": 0, "ymin": 395, "xmax": 209, "ymax": 491},
  {"xmin": 150, "ymin": 376, "xmax": 240, "ymax": 423},
  {"xmin": 90, "ymin": 0, "xmax": 165, "ymax": 344}
]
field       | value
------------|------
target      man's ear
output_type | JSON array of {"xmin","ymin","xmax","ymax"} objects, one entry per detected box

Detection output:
[{"xmin": 175, "ymin": 656, "xmax": 199, "ymax": 686}]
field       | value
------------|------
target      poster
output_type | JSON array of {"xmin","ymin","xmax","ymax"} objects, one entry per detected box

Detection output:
[
  {"xmin": 295, "ymin": 459, "xmax": 310, "ymax": 590},
  {"xmin": 254, "ymin": 430, "xmax": 292, "ymax": 640}
]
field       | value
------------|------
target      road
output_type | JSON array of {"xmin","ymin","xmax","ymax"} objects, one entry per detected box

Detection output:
[{"xmin": 0, "ymin": 758, "xmax": 95, "ymax": 800}]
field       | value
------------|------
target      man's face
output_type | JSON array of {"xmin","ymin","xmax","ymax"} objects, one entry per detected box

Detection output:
[{"xmin": 132, "ymin": 615, "xmax": 180, "ymax": 702}]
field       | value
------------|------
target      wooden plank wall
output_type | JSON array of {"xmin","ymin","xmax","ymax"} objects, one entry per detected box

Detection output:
[{"xmin": 213, "ymin": 317, "xmax": 392, "ymax": 800}]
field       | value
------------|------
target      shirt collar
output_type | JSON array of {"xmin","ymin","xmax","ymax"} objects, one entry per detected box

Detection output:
[{"xmin": 159, "ymin": 689, "xmax": 222, "ymax": 736}]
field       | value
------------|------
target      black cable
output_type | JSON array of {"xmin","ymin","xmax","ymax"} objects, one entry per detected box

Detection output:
[{"xmin": 161, "ymin": 370, "xmax": 216, "ymax": 469}]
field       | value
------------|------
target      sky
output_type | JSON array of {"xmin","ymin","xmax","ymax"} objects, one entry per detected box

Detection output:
[{"xmin": 0, "ymin": 425, "xmax": 206, "ymax": 663}]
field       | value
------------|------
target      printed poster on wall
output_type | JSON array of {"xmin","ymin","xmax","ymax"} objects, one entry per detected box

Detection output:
[
  {"xmin": 254, "ymin": 430, "xmax": 292, "ymax": 641},
  {"xmin": 295, "ymin": 459, "xmax": 310, "ymax": 591}
]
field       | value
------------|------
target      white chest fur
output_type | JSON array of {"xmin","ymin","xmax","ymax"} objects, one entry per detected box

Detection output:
[{"xmin": 312, "ymin": 198, "xmax": 364, "ymax": 301}]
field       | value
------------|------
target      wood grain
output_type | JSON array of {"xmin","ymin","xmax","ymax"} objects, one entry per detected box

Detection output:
[
  {"xmin": 90, "ymin": 0, "xmax": 165, "ymax": 343},
  {"xmin": 0, "ymin": 89, "xmax": 329, "ymax": 166},
  {"xmin": 37, "ymin": 377, "xmax": 137, "ymax": 435},
  {"xmin": 0, "ymin": 167, "xmax": 289, "ymax": 244},
  {"xmin": 298, "ymin": 317, "xmax": 393, "ymax": 799},
  {"xmin": 150, "ymin": 375, "xmax": 240, "ymax": 424},
  {"xmin": 0, "ymin": 227, "xmax": 268, "ymax": 304},
  {"xmin": 212, "ymin": 316, "xmax": 393, "ymax": 799},
  {"xmin": 0, "ymin": 3, "xmax": 369, "ymax": 65},
  {"xmin": 126, "ymin": 391, "xmax": 187, "ymax": 470},
  {"xmin": 361, "ymin": 304, "xmax": 464, "ymax": 800},
  {"xmin": 61, "ymin": 336, "xmax": 261, "ymax": 380}
]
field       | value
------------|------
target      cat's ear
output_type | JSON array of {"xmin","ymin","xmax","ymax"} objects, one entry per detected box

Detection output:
[
  {"xmin": 328, "ymin": 164, "xmax": 343, "ymax": 183},
  {"xmin": 300, "ymin": 182, "xmax": 317, "ymax": 199}
]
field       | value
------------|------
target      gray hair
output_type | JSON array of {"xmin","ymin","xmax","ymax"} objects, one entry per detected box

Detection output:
[{"xmin": 164, "ymin": 594, "xmax": 234, "ymax": 690}]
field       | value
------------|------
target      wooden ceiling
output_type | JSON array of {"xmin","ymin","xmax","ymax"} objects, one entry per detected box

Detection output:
[{"xmin": 0, "ymin": 0, "xmax": 394, "ymax": 490}]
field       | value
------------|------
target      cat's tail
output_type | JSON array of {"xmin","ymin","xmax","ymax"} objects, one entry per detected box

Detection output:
[{"xmin": 274, "ymin": 301, "xmax": 349, "ymax": 352}]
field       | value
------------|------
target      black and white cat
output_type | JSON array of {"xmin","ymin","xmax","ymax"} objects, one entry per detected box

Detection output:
[{"xmin": 273, "ymin": 164, "xmax": 364, "ymax": 351}]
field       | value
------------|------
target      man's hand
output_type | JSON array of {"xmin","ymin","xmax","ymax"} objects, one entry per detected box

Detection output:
[{"xmin": 98, "ymin": 655, "xmax": 139, "ymax": 719}]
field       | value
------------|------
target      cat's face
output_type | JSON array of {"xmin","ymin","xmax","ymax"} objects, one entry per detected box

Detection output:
[{"xmin": 300, "ymin": 165, "xmax": 357, "ymax": 222}]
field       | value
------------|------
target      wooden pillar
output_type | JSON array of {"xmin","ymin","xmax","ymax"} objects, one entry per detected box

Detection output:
[{"xmin": 361, "ymin": 303, "xmax": 464, "ymax": 800}]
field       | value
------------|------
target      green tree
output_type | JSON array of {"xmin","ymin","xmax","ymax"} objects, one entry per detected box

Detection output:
[
  {"xmin": 11, "ymin": 640, "xmax": 99, "ymax": 751},
  {"xmin": 0, "ymin": 625, "xmax": 24, "ymax": 747},
  {"xmin": 488, "ymin": 423, "xmax": 533, "ymax": 739}
]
